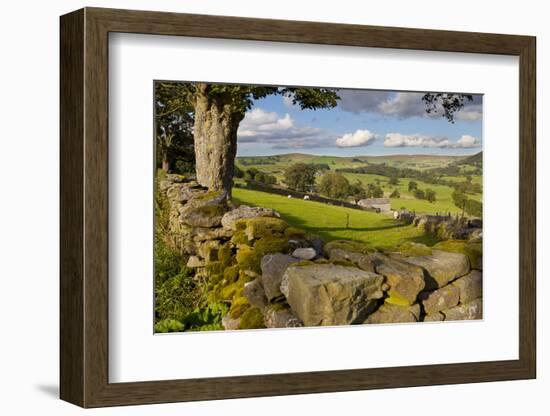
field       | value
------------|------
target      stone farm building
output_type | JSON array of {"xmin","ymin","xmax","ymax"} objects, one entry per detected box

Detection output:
[{"xmin": 358, "ymin": 197, "xmax": 391, "ymax": 212}]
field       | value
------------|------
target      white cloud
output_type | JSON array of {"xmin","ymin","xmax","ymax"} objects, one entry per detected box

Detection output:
[
  {"xmin": 455, "ymin": 134, "xmax": 481, "ymax": 148},
  {"xmin": 454, "ymin": 106, "xmax": 483, "ymax": 121},
  {"xmin": 384, "ymin": 133, "xmax": 481, "ymax": 149},
  {"xmin": 378, "ymin": 93, "xmax": 428, "ymax": 118},
  {"xmin": 335, "ymin": 129, "xmax": 377, "ymax": 147},
  {"xmin": 237, "ymin": 108, "xmax": 336, "ymax": 149}
]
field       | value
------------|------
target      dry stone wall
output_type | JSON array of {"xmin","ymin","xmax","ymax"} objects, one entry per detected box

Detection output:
[{"xmin": 159, "ymin": 174, "xmax": 483, "ymax": 330}]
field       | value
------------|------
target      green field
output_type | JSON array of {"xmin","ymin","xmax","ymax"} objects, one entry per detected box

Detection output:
[
  {"xmin": 338, "ymin": 172, "xmax": 482, "ymax": 214},
  {"xmin": 232, "ymin": 188, "xmax": 439, "ymax": 250},
  {"xmin": 236, "ymin": 153, "xmax": 482, "ymax": 215}
]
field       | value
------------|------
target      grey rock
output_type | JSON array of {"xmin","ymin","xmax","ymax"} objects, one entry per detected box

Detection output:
[
  {"xmin": 180, "ymin": 190, "xmax": 229, "ymax": 228},
  {"xmin": 186, "ymin": 256, "xmax": 204, "ymax": 268},
  {"xmin": 424, "ymin": 312, "xmax": 445, "ymax": 322},
  {"xmin": 281, "ymin": 264, "xmax": 385, "ymax": 326},
  {"xmin": 370, "ymin": 252, "xmax": 425, "ymax": 305},
  {"xmin": 442, "ymin": 298, "xmax": 483, "ymax": 321},
  {"xmin": 327, "ymin": 248, "xmax": 375, "ymax": 272},
  {"xmin": 192, "ymin": 227, "xmax": 233, "ymax": 242},
  {"xmin": 366, "ymin": 302, "xmax": 421, "ymax": 324},
  {"xmin": 261, "ymin": 253, "xmax": 301, "ymax": 301},
  {"xmin": 420, "ymin": 285, "xmax": 460, "ymax": 315},
  {"xmin": 243, "ymin": 279, "xmax": 268, "ymax": 310},
  {"xmin": 468, "ymin": 229, "xmax": 483, "ymax": 242},
  {"xmin": 221, "ymin": 315, "xmax": 240, "ymax": 330},
  {"xmin": 392, "ymin": 249, "xmax": 470, "ymax": 289},
  {"xmin": 197, "ymin": 240, "xmax": 223, "ymax": 263},
  {"xmin": 452, "ymin": 270, "xmax": 482, "ymax": 304},
  {"xmin": 306, "ymin": 235, "xmax": 325, "ymax": 256},
  {"xmin": 292, "ymin": 247, "xmax": 317, "ymax": 260},
  {"xmin": 264, "ymin": 305, "xmax": 303, "ymax": 328},
  {"xmin": 221, "ymin": 205, "xmax": 280, "ymax": 231}
]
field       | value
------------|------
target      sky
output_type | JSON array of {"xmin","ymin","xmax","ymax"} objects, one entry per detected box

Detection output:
[{"xmin": 236, "ymin": 88, "xmax": 483, "ymax": 157}]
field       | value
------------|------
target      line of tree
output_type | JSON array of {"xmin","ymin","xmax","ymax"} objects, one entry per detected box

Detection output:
[
  {"xmin": 452, "ymin": 190, "xmax": 483, "ymax": 217},
  {"xmin": 337, "ymin": 162, "xmax": 482, "ymax": 195},
  {"xmin": 235, "ymin": 167, "xmax": 277, "ymax": 185}
]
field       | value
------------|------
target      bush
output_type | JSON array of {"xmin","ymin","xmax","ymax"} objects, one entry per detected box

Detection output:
[
  {"xmin": 465, "ymin": 199, "xmax": 483, "ymax": 217},
  {"xmin": 283, "ymin": 163, "xmax": 316, "ymax": 192},
  {"xmin": 413, "ymin": 189, "xmax": 426, "ymax": 200},
  {"xmin": 425, "ymin": 188, "xmax": 436, "ymax": 203},
  {"xmin": 154, "ymin": 319, "xmax": 184, "ymax": 333},
  {"xmin": 155, "ymin": 266, "xmax": 198, "ymax": 322},
  {"xmin": 390, "ymin": 189, "xmax": 400, "ymax": 198},
  {"xmin": 182, "ymin": 302, "xmax": 229, "ymax": 332},
  {"xmin": 318, "ymin": 172, "xmax": 350, "ymax": 199},
  {"xmin": 154, "ymin": 239, "xmax": 187, "ymax": 284}
]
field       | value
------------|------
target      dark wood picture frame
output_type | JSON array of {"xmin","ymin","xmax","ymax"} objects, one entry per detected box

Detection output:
[{"xmin": 60, "ymin": 7, "xmax": 536, "ymax": 408}]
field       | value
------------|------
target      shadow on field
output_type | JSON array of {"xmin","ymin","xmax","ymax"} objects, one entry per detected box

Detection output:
[{"xmin": 277, "ymin": 212, "xmax": 408, "ymax": 233}]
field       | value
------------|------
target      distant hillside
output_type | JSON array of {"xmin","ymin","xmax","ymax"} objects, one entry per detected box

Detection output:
[
  {"xmin": 237, "ymin": 153, "xmax": 463, "ymax": 171},
  {"xmin": 456, "ymin": 152, "xmax": 482, "ymax": 168}
]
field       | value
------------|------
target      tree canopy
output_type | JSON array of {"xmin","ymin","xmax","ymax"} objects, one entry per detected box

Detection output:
[{"xmin": 422, "ymin": 93, "xmax": 474, "ymax": 123}]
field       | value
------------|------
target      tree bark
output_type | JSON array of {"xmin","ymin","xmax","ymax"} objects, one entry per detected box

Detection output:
[
  {"xmin": 161, "ymin": 153, "xmax": 170, "ymax": 172},
  {"xmin": 193, "ymin": 84, "xmax": 244, "ymax": 193}
]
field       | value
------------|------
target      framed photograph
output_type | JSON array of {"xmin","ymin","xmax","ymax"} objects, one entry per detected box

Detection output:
[{"xmin": 60, "ymin": 7, "xmax": 536, "ymax": 408}]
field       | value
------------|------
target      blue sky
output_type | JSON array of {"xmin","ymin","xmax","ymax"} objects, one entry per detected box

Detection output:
[{"xmin": 236, "ymin": 88, "xmax": 483, "ymax": 157}]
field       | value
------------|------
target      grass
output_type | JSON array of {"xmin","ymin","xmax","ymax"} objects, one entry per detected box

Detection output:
[
  {"xmin": 236, "ymin": 153, "xmax": 482, "ymax": 215},
  {"xmin": 232, "ymin": 188, "xmax": 439, "ymax": 250}
]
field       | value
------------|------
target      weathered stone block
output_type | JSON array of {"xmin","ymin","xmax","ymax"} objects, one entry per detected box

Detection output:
[
  {"xmin": 421, "ymin": 285, "xmax": 460, "ymax": 314},
  {"xmin": 264, "ymin": 305, "xmax": 303, "ymax": 328},
  {"xmin": 443, "ymin": 298, "xmax": 483, "ymax": 321},
  {"xmin": 260, "ymin": 253, "xmax": 301, "ymax": 301},
  {"xmin": 452, "ymin": 270, "xmax": 482, "ymax": 304},
  {"xmin": 327, "ymin": 248, "xmax": 375, "ymax": 272},
  {"xmin": 292, "ymin": 247, "xmax": 317, "ymax": 260},
  {"xmin": 221, "ymin": 205, "xmax": 280, "ymax": 231},
  {"xmin": 370, "ymin": 252, "xmax": 425, "ymax": 305},
  {"xmin": 392, "ymin": 249, "xmax": 470, "ymax": 289},
  {"xmin": 366, "ymin": 302, "xmax": 421, "ymax": 324},
  {"xmin": 243, "ymin": 279, "xmax": 268, "ymax": 310},
  {"xmin": 281, "ymin": 264, "xmax": 384, "ymax": 326},
  {"xmin": 424, "ymin": 312, "xmax": 445, "ymax": 322}
]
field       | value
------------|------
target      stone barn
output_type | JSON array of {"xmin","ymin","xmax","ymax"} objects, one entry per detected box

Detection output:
[{"xmin": 358, "ymin": 197, "xmax": 391, "ymax": 212}]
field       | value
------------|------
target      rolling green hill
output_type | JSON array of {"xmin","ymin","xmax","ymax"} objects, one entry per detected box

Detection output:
[{"xmin": 232, "ymin": 188, "xmax": 439, "ymax": 249}]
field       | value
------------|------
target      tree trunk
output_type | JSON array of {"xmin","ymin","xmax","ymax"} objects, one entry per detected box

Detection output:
[
  {"xmin": 161, "ymin": 152, "xmax": 170, "ymax": 172},
  {"xmin": 193, "ymin": 84, "xmax": 244, "ymax": 194}
]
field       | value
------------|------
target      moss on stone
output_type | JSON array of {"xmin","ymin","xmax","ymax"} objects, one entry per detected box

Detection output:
[
  {"xmin": 385, "ymin": 294, "xmax": 412, "ymax": 307},
  {"xmin": 217, "ymin": 242, "xmax": 233, "ymax": 266},
  {"xmin": 284, "ymin": 227, "xmax": 306, "ymax": 239},
  {"xmin": 331, "ymin": 259, "xmax": 358, "ymax": 268},
  {"xmin": 231, "ymin": 230, "xmax": 251, "ymax": 246},
  {"xmin": 236, "ymin": 246, "xmax": 261, "ymax": 274},
  {"xmin": 192, "ymin": 190, "xmax": 223, "ymax": 201},
  {"xmin": 218, "ymin": 280, "xmax": 243, "ymax": 301},
  {"xmin": 205, "ymin": 261, "xmax": 224, "ymax": 276},
  {"xmin": 228, "ymin": 296, "xmax": 251, "ymax": 319},
  {"xmin": 324, "ymin": 240, "xmax": 370, "ymax": 255},
  {"xmin": 292, "ymin": 260, "xmax": 316, "ymax": 267},
  {"xmin": 238, "ymin": 307, "xmax": 266, "ymax": 329},
  {"xmin": 269, "ymin": 301, "xmax": 290, "ymax": 312},
  {"xmin": 433, "ymin": 240, "xmax": 482, "ymax": 270},
  {"xmin": 194, "ymin": 204, "xmax": 225, "ymax": 218},
  {"xmin": 396, "ymin": 242, "xmax": 433, "ymax": 256},
  {"xmin": 243, "ymin": 216, "xmax": 289, "ymax": 240},
  {"xmin": 234, "ymin": 218, "xmax": 248, "ymax": 231},
  {"xmin": 223, "ymin": 265, "xmax": 240, "ymax": 283},
  {"xmin": 254, "ymin": 236, "xmax": 289, "ymax": 257}
]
